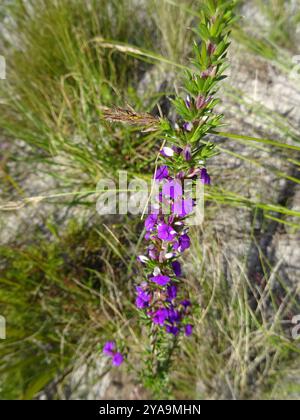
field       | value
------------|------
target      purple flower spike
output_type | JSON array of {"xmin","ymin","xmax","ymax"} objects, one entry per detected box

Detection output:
[
  {"xmin": 155, "ymin": 165, "xmax": 169, "ymax": 181},
  {"xmin": 112, "ymin": 352, "xmax": 124, "ymax": 366},
  {"xmin": 157, "ymin": 223, "xmax": 177, "ymax": 241},
  {"xmin": 200, "ymin": 168, "xmax": 211, "ymax": 185},
  {"xmin": 151, "ymin": 275, "xmax": 170, "ymax": 286},
  {"xmin": 103, "ymin": 341, "xmax": 115, "ymax": 356},
  {"xmin": 172, "ymin": 261, "xmax": 182, "ymax": 277},
  {"xmin": 185, "ymin": 324, "xmax": 193, "ymax": 336}
]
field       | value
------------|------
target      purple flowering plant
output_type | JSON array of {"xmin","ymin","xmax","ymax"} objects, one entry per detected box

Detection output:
[{"xmin": 102, "ymin": 0, "xmax": 236, "ymax": 392}]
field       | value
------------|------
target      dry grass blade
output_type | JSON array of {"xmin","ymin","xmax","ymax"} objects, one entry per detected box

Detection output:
[{"xmin": 100, "ymin": 106, "xmax": 160, "ymax": 131}]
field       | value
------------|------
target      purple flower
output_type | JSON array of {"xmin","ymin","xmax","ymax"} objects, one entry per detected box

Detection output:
[
  {"xmin": 200, "ymin": 168, "xmax": 211, "ymax": 185},
  {"xmin": 136, "ymin": 286, "xmax": 150, "ymax": 309},
  {"xmin": 179, "ymin": 234, "xmax": 191, "ymax": 252},
  {"xmin": 137, "ymin": 255, "xmax": 149, "ymax": 264},
  {"xmin": 181, "ymin": 299, "xmax": 191, "ymax": 309},
  {"xmin": 172, "ymin": 145, "xmax": 183, "ymax": 154},
  {"xmin": 185, "ymin": 324, "xmax": 193, "ymax": 336},
  {"xmin": 157, "ymin": 223, "xmax": 177, "ymax": 241},
  {"xmin": 168, "ymin": 308, "xmax": 181, "ymax": 323},
  {"xmin": 167, "ymin": 284, "xmax": 177, "ymax": 300},
  {"xmin": 145, "ymin": 214, "xmax": 158, "ymax": 231},
  {"xmin": 162, "ymin": 180, "xmax": 183, "ymax": 199},
  {"xmin": 183, "ymin": 122, "xmax": 193, "ymax": 132},
  {"xmin": 150, "ymin": 275, "xmax": 170, "ymax": 286},
  {"xmin": 153, "ymin": 308, "xmax": 169, "ymax": 325},
  {"xmin": 160, "ymin": 147, "xmax": 174, "ymax": 157},
  {"xmin": 103, "ymin": 341, "xmax": 115, "ymax": 356},
  {"xmin": 182, "ymin": 145, "xmax": 192, "ymax": 161},
  {"xmin": 155, "ymin": 165, "xmax": 169, "ymax": 181},
  {"xmin": 136, "ymin": 297, "xmax": 147, "ymax": 309},
  {"xmin": 172, "ymin": 261, "xmax": 182, "ymax": 277},
  {"xmin": 174, "ymin": 234, "xmax": 191, "ymax": 252},
  {"xmin": 195, "ymin": 94, "xmax": 212, "ymax": 110},
  {"xmin": 112, "ymin": 352, "xmax": 124, "ymax": 366},
  {"xmin": 166, "ymin": 325, "xmax": 179, "ymax": 335},
  {"xmin": 148, "ymin": 245, "xmax": 158, "ymax": 260}
]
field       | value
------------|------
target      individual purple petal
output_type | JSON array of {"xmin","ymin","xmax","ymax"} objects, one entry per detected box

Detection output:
[
  {"xmin": 112, "ymin": 352, "xmax": 124, "ymax": 366},
  {"xmin": 145, "ymin": 214, "xmax": 158, "ymax": 231},
  {"xmin": 185, "ymin": 324, "xmax": 193, "ymax": 336},
  {"xmin": 103, "ymin": 341, "xmax": 115, "ymax": 356},
  {"xmin": 200, "ymin": 168, "xmax": 211, "ymax": 185},
  {"xmin": 162, "ymin": 180, "xmax": 183, "ymax": 199},
  {"xmin": 160, "ymin": 147, "xmax": 174, "ymax": 157},
  {"xmin": 137, "ymin": 255, "xmax": 149, "ymax": 264},
  {"xmin": 155, "ymin": 165, "xmax": 169, "ymax": 181},
  {"xmin": 144, "ymin": 232, "xmax": 151, "ymax": 240},
  {"xmin": 172, "ymin": 261, "xmax": 182, "ymax": 277},
  {"xmin": 157, "ymin": 223, "xmax": 177, "ymax": 241},
  {"xmin": 150, "ymin": 275, "xmax": 170, "ymax": 286}
]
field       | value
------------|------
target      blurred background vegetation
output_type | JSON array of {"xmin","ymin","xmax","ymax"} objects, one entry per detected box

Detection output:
[{"xmin": 0, "ymin": 0, "xmax": 300, "ymax": 399}]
